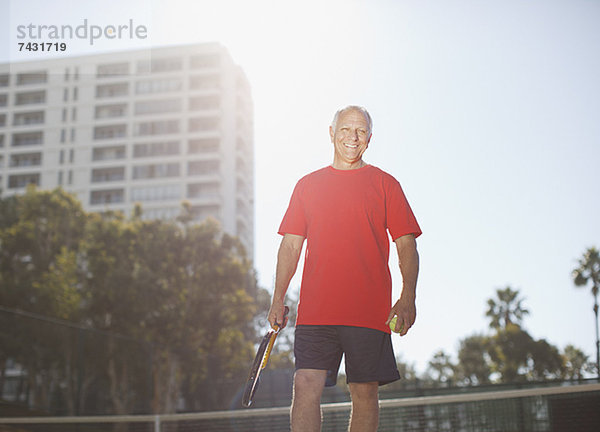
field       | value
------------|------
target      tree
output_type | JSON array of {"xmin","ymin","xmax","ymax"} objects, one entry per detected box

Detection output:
[
  {"xmin": 562, "ymin": 344, "xmax": 595, "ymax": 380},
  {"xmin": 572, "ymin": 247, "xmax": 600, "ymax": 377},
  {"xmin": 527, "ymin": 338, "xmax": 563, "ymax": 381},
  {"xmin": 1, "ymin": 189, "xmax": 270, "ymax": 415},
  {"xmin": 487, "ymin": 323, "xmax": 533, "ymax": 383},
  {"xmin": 0, "ymin": 186, "xmax": 87, "ymax": 413},
  {"xmin": 425, "ymin": 350, "xmax": 455, "ymax": 386},
  {"xmin": 456, "ymin": 334, "xmax": 492, "ymax": 386},
  {"xmin": 485, "ymin": 286, "xmax": 529, "ymax": 330}
]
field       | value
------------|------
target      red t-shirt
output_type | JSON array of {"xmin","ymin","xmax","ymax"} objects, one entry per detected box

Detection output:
[{"xmin": 278, "ymin": 165, "xmax": 422, "ymax": 333}]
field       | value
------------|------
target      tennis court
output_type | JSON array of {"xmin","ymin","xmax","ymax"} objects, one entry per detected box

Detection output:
[{"xmin": 2, "ymin": 382, "xmax": 599, "ymax": 431}]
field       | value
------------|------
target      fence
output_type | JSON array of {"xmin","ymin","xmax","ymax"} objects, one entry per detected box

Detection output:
[{"xmin": 1, "ymin": 382, "xmax": 599, "ymax": 432}]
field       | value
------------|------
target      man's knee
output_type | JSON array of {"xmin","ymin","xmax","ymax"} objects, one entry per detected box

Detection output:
[
  {"xmin": 349, "ymin": 382, "xmax": 379, "ymax": 404},
  {"xmin": 293, "ymin": 369, "xmax": 327, "ymax": 400}
]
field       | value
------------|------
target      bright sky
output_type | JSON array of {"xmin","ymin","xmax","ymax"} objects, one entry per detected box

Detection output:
[{"xmin": 2, "ymin": 0, "xmax": 600, "ymax": 375}]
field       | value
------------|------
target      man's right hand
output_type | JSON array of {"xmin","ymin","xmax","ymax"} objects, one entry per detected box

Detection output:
[{"xmin": 268, "ymin": 301, "xmax": 288, "ymax": 330}]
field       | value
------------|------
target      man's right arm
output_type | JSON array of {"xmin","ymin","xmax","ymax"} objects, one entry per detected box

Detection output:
[{"xmin": 268, "ymin": 233, "xmax": 305, "ymax": 329}]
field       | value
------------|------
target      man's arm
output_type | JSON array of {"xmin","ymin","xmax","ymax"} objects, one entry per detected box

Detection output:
[
  {"xmin": 268, "ymin": 233, "xmax": 305, "ymax": 329},
  {"xmin": 386, "ymin": 234, "xmax": 419, "ymax": 336}
]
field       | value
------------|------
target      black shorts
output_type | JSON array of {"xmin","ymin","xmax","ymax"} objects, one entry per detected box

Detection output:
[{"xmin": 294, "ymin": 325, "xmax": 401, "ymax": 387}]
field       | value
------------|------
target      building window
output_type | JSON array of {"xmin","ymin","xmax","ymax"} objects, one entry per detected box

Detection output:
[
  {"xmin": 191, "ymin": 204, "xmax": 220, "ymax": 220},
  {"xmin": 0, "ymin": 135, "xmax": 4, "ymax": 148},
  {"xmin": 140, "ymin": 207, "xmax": 181, "ymax": 220},
  {"xmin": 96, "ymin": 62, "xmax": 129, "ymax": 78},
  {"xmin": 133, "ymin": 163, "xmax": 180, "ymax": 179},
  {"xmin": 133, "ymin": 141, "xmax": 179, "ymax": 158},
  {"xmin": 0, "ymin": 74, "xmax": 9, "ymax": 87},
  {"xmin": 131, "ymin": 184, "xmax": 181, "ymax": 202},
  {"xmin": 0, "ymin": 94, "xmax": 7, "ymax": 107},
  {"xmin": 94, "ymin": 124, "xmax": 127, "ymax": 140},
  {"xmin": 96, "ymin": 83, "xmax": 129, "ymax": 98},
  {"xmin": 188, "ymin": 138, "xmax": 219, "ymax": 154},
  {"xmin": 90, "ymin": 189, "xmax": 124, "ymax": 205},
  {"xmin": 189, "ymin": 74, "xmax": 220, "ymax": 90},
  {"xmin": 187, "ymin": 182, "xmax": 220, "ymax": 199},
  {"xmin": 12, "ymin": 131, "xmax": 43, "ymax": 147},
  {"xmin": 95, "ymin": 103, "xmax": 127, "ymax": 119},
  {"xmin": 13, "ymin": 111, "xmax": 45, "ymax": 126},
  {"xmin": 135, "ymin": 78, "xmax": 182, "ymax": 95},
  {"xmin": 188, "ymin": 160, "xmax": 219, "ymax": 176},
  {"xmin": 8, "ymin": 173, "xmax": 40, "ymax": 189},
  {"xmin": 92, "ymin": 145, "xmax": 126, "ymax": 161},
  {"xmin": 16, "ymin": 71, "xmax": 47, "ymax": 86},
  {"xmin": 189, "ymin": 116, "xmax": 219, "ymax": 132},
  {"xmin": 0, "ymin": 114, "xmax": 5, "ymax": 127},
  {"xmin": 137, "ymin": 57, "xmax": 183, "ymax": 74},
  {"xmin": 134, "ymin": 98, "xmax": 182, "ymax": 115},
  {"xmin": 10, "ymin": 152, "xmax": 42, "ymax": 167},
  {"xmin": 190, "ymin": 53, "xmax": 220, "ymax": 69},
  {"xmin": 189, "ymin": 94, "xmax": 220, "ymax": 111},
  {"xmin": 136, "ymin": 120, "xmax": 179, "ymax": 136},
  {"xmin": 14, "ymin": 90, "xmax": 45, "ymax": 105},
  {"xmin": 91, "ymin": 167, "xmax": 125, "ymax": 183}
]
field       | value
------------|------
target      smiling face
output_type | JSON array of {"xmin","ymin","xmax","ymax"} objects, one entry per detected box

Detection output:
[{"xmin": 330, "ymin": 108, "xmax": 372, "ymax": 170}]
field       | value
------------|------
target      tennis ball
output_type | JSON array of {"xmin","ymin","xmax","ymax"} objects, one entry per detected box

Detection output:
[{"xmin": 389, "ymin": 316, "xmax": 404, "ymax": 333}]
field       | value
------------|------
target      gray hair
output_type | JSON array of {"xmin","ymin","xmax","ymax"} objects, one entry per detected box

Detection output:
[{"xmin": 331, "ymin": 105, "xmax": 373, "ymax": 135}]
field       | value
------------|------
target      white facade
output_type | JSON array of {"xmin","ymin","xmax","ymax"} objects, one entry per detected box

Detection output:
[{"xmin": 0, "ymin": 43, "xmax": 254, "ymax": 258}]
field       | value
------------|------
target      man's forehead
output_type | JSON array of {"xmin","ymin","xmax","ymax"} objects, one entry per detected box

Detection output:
[{"xmin": 337, "ymin": 109, "xmax": 369, "ymax": 126}]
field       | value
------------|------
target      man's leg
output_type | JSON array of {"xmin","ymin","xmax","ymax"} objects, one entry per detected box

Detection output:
[
  {"xmin": 348, "ymin": 382, "xmax": 379, "ymax": 432},
  {"xmin": 291, "ymin": 369, "xmax": 328, "ymax": 432}
]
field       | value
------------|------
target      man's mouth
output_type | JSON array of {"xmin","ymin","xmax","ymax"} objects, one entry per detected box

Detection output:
[{"xmin": 344, "ymin": 143, "xmax": 358, "ymax": 149}]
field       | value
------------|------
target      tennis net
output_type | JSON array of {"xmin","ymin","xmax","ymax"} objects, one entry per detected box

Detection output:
[{"xmin": 1, "ymin": 382, "xmax": 599, "ymax": 431}]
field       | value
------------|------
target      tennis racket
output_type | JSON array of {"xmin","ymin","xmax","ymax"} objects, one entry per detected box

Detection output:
[{"xmin": 242, "ymin": 306, "xmax": 289, "ymax": 407}]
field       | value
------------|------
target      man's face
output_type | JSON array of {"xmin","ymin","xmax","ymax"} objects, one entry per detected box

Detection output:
[{"xmin": 330, "ymin": 108, "xmax": 371, "ymax": 169}]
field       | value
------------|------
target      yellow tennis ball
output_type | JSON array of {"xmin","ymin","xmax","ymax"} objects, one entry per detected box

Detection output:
[{"xmin": 389, "ymin": 316, "xmax": 404, "ymax": 333}]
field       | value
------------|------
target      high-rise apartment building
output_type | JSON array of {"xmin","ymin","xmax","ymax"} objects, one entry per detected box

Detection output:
[{"xmin": 0, "ymin": 43, "xmax": 254, "ymax": 258}]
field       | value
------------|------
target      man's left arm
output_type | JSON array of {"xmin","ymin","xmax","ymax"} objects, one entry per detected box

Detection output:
[{"xmin": 386, "ymin": 234, "xmax": 419, "ymax": 336}]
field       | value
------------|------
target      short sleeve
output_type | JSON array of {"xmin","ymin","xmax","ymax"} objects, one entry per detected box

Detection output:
[
  {"xmin": 278, "ymin": 179, "xmax": 308, "ymax": 237},
  {"xmin": 385, "ymin": 177, "xmax": 422, "ymax": 240}
]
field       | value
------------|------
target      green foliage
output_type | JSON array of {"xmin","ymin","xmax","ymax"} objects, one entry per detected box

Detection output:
[
  {"xmin": 485, "ymin": 286, "xmax": 529, "ymax": 330},
  {"xmin": 0, "ymin": 188, "xmax": 269, "ymax": 414},
  {"xmin": 456, "ymin": 334, "xmax": 492, "ymax": 386},
  {"xmin": 425, "ymin": 350, "xmax": 455, "ymax": 386},
  {"xmin": 562, "ymin": 344, "xmax": 595, "ymax": 380},
  {"xmin": 571, "ymin": 246, "xmax": 600, "ymax": 377},
  {"xmin": 427, "ymin": 287, "xmax": 591, "ymax": 386}
]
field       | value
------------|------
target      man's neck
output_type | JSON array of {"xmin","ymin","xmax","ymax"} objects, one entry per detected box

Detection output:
[{"xmin": 331, "ymin": 159, "xmax": 366, "ymax": 170}]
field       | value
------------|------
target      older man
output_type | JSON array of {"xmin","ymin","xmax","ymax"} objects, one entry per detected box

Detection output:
[{"xmin": 268, "ymin": 105, "xmax": 421, "ymax": 431}]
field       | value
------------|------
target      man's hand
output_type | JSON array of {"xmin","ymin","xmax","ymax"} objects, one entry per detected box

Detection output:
[
  {"xmin": 386, "ymin": 296, "xmax": 416, "ymax": 336},
  {"xmin": 387, "ymin": 234, "xmax": 419, "ymax": 336},
  {"xmin": 268, "ymin": 300, "xmax": 288, "ymax": 330}
]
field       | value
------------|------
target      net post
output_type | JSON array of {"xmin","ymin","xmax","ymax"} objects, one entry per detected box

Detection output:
[{"xmin": 154, "ymin": 414, "xmax": 161, "ymax": 432}]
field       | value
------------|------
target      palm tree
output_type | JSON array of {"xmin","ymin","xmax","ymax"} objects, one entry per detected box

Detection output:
[
  {"xmin": 485, "ymin": 286, "xmax": 530, "ymax": 330},
  {"xmin": 572, "ymin": 247, "xmax": 600, "ymax": 377}
]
